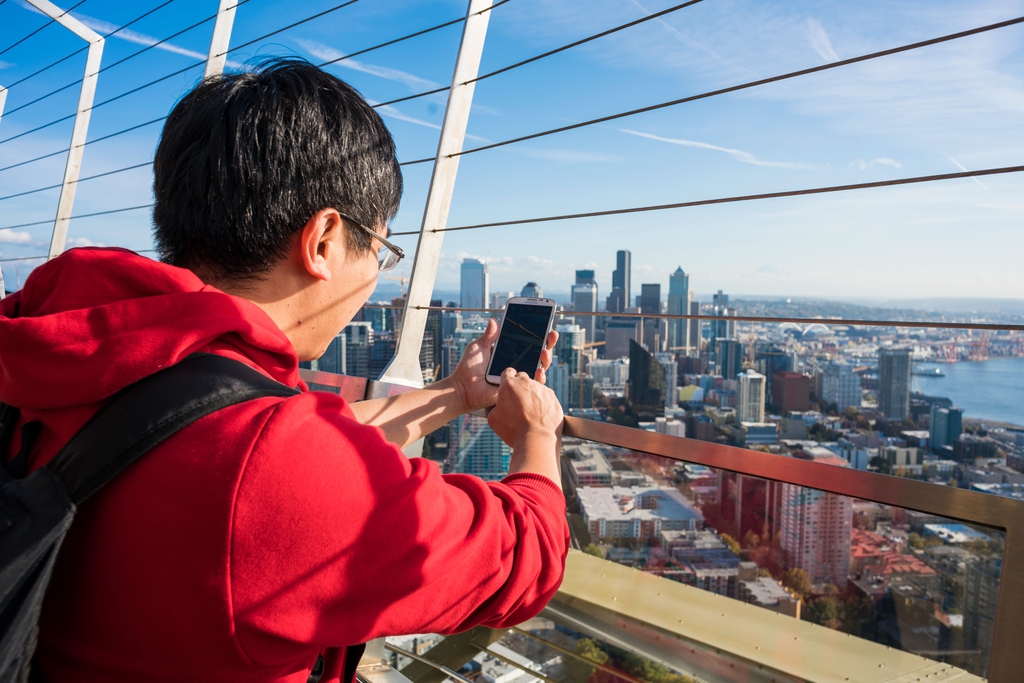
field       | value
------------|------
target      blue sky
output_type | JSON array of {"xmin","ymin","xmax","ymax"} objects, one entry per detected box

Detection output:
[{"xmin": 1, "ymin": 0, "xmax": 1022, "ymax": 302}]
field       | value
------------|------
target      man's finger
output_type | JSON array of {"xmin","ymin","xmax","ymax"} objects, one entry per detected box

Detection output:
[
  {"xmin": 546, "ymin": 330, "xmax": 558, "ymax": 350},
  {"xmin": 535, "ymin": 366, "xmax": 546, "ymax": 384},
  {"xmin": 501, "ymin": 367, "xmax": 516, "ymax": 384}
]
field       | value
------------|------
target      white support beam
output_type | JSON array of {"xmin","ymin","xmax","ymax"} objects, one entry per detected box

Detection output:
[
  {"xmin": 380, "ymin": 0, "xmax": 494, "ymax": 391},
  {"xmin": 23, "ymin": 0, "xmax": 104, "ymax": 260},
  {"xmin": 204, "ymin": 0, "xmax": 238, "ymax": 79},
  {"xmin": 0, "ymin": 86, "xmax": 7, "ymax": 126}
]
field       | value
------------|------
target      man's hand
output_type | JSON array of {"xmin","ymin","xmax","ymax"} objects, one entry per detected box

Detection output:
[
  {"xmin": 488, "ymin": 368, "xmax": 564, "ymax": 485},
  {"xmin": 449, "ymin": 318, "xmax": 558, "ymax": 414},
  {"xmin": 488, "ymin": 368, "xmax": 564, "ymax": 444}
]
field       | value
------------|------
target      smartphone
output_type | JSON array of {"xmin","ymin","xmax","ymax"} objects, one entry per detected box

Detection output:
[{"xmin": 485, "ymin": 297, "xmax": 557, "ymax": 385}]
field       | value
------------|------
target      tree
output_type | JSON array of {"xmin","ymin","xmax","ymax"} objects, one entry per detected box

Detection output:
[
  {"xmin": 720, "ymin": 533, "xmax": 742, "ymax": 556},
  {"xmin": 574, "ymin": 638, "xmax": 609, "ymax": 665},
  {"xmin": 908, "ymin": 532, "xmax": 924, "ymax": 549},
  {"xmin": 782, "ymin": 568, "xmax": 813, "ymax": 600},
  {"xmin": 844, "ymin": 406, "xmax": 858, "ymax": 420},
  {"xmin": 742, "ymin": 530, "xmax": 761, "ymax": 549},
  {"xmin": 583, "ymin": 543, "xmax": 604, "ymax": 558}
]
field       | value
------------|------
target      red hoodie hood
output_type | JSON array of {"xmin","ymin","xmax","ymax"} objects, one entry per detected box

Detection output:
[{"xmin": 0, "ymin": 247, "xmax": 299, "ymax": 411}]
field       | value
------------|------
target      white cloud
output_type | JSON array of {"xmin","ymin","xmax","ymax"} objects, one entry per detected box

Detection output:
[
  {"xmin": 294, "ymin": 38, "xmax": 440, "ymax": 92},
  {"xmin": 0, "ymin": 230, "xmax": 34, "ymax": 245},
  {"xmin": 75, "ymin": 14, "xmax": 244, "ymax": 69},
  {"xmin": 806, "ymin": 18, "xmax": 839, "ymax": 62},
  {"xmin": 944, "ymin": 152, "xmax": 996, "ymax": 196},
  {"xmin": 0, "ymin": 60, "xmax": 13, "ymax": 70},
  {"xmin": 621, "ymin": 129, "xmax": 817, "ymax": 169},
  {"xmin": 851, "ymin": 157, "xmax": 902, "ymax": 170},
  {"xmin": 66, "ymin": 237, "xmax": 108, "ymax": 248}
]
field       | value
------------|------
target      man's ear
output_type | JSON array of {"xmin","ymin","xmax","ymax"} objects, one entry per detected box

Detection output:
[{"xmin": 298, "ymin": 208, "xmax": 346, "ymax": 282}]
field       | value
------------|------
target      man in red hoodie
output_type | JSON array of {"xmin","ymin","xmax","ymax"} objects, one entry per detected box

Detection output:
[{"xmin": 0, "ymin": 58, "xmax": 568, "ymax": 681}]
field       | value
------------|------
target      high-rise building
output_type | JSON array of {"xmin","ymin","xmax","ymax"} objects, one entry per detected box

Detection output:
[
  {"xmin": 715, "ymin": 338, "xmax": 742, "ymax": 380},
  {"xmin": 737, "ymin": 369, "xmax": 766, "ymax": 423},
  {"xmin": 568, "ymin": 374, "xmax": 595, "ymax": 411},
  {"xmin": 571, "ymin": 281, "xmax": 598, "ymax": 348},
  {"xmin": 655, "ymin": 352, "xmax": 678, "ymax": 408},
  {"xmin": 575, "ymin": 269, "xmax": 596, "ymax": 286},
  {"xmin": 460, "ymin": 258, "xmax": 488, "ymax": 311},
  {"xmin": 546, "ymin": 356, "xmax": 569, "ymax": 410},
  {"xmin": 771, "ymin": 372, "xmax": 810, "ymax": 413},
  {"xmin": 521, "ymin": 282, "xmax": 543, "ymax": 298},
  {"xmin": 755, "ymin": 344, "xmax": 791, "ymax": 404},
  {"xmin": 342, "ymin": 322, "xmax": 373, "ymax": 377},
  {"xmin": 628, "ymin": 339, "xmax": 665, "ymax": 410},
  {"xmin": 447, "ymin": 414, "xmax": 511, "ymax": 481},
  {"xmin": 640, "ymin": 283, "xmax": 662, "ymax": 352},
  {"xmin": 612, "ymin": 250, "xmax": 631, "ymax": 312},
  {"xmin": 554, "ymin": 323, "xmax": 585, "ymax": 375},
  {"xmin": 688, "ymin": 300, "xmax": 701, "ymax": 354},
  {"xmin": 667, "ymin": 267, "xmax": 689, "ymax": 353},
  {"xmin": 603, "ymin": 318, "xmax": 639, "ymax": 359},
  {"xmin": 877, "ymin": 348, "xmax": 912, "ymax": 421},
  {"xmin": 489, "ymin": 291, "xmax": 515, "ymax": 315},
  {"xmin": 779, "ymin": 478, "xmax": 853, "ymax": 587},
  {"xmin": 930, "ymin": 405, "xmax": 964, "ymax": 450},
  {"xmin": 822, "ymin": 361, "xmax": 861, "ymax": 411},
  {"xmin": 710, "ymin": 306, "xmax": 736, "ymax": 341},
  {"xmin": 713, "ymin": 290, "xmax": 729, "ymax": 308},
  {"xmin": 589, "ymin": 358, "xmax": 630, "ymax": 386}
]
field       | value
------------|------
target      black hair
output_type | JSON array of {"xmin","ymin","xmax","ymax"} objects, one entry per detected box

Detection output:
[{"xmin": 153, "ymin": 57, "xmax": 403, "ymax": 281}]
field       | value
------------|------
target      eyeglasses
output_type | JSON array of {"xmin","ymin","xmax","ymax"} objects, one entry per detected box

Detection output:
[{"xmin": 339, "ymin": 213, "xmax": 405, "ymax": 271}]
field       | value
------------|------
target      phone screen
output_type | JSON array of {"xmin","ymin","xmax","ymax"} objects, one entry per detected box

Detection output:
[{"xmin": 488, "ymin": 303, "xmax": 553, "ymax": 377}]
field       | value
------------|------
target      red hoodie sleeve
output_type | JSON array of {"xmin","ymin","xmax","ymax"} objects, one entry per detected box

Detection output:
[{"xmin": 228, "ymin": 391, "xmax": 569, "ymax": 667}]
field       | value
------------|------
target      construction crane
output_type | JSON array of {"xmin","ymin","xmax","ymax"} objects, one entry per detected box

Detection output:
[
  {"xmin": 969, "ymin": 331, "xmax": 991, "ymax": 362},
  {"xmin": 385, "ymin": 270, "xmax": 409, "ymax": 299}
]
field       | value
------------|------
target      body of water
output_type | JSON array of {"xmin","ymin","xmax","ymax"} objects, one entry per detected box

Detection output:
[{"xmin": 914, "ymin": 357, "xmax": 1024, "ymax": 428}]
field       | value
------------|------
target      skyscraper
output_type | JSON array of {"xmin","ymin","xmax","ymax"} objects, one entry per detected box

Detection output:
[
  {"xmin": 877, "ymin": 348, "xmax": 912, "ymax": 421},
  {"xmin": 715, "ymin": 338, "xmax": 742, "ymax": 380},
  {"xmin": 628, "ymin": 339, "xmax": 665, "ymax": 410},
  {"xmin": 575, "ymin": 269, "xmax": 596, "ymax": 286},
  {"xmin": 667, "ymin": 267, "xmax": 689, "ymax": 352},
  {"xmin": 448, "ymin": 413, "xmax": 511, "ymax": 481},
  {"xmin": 656, "ymin": 352, "xmax": 679, "ymax": 408},
  {"xmin": 460, "ymin": 258, "xmax": 488, "ymax": 310},
  {"xmin": 554, "ymin": 323, "xmax": 585, "ymax": 375},
  {"xmin": 640, "ymin": 283, "xmax": 662, "ymax": 351},
  {"xmin": 737, "ymin": 369, "xmax": 766, "ymax": 423},
  {"xmin": 930, "ymin": 405, "xmax": 964, "ymax": 450},
  {"xmin": 779, "ymin": 477, "xmax": 853, "ymax": 588},
  {"xmin": 821, "ymin": 361, "xmax": 861, "ymax": 411},
  {"xmin": 521, "ymin": 282, "xmax": 543, "ymax": 298},
  {"xmin": 571, "ymin": 272, "xmax": 598, "ymax": 347},
  {"xmin": 610, "ymin": 250, "xmax": 626, "ymax": 309},
  {"xmin": 688, "ymin": 300, "xmax": 701, "ymax": 354},
  {"xmin": 755, "ymin": 343, "xmax": 791, "ymax": 405}
]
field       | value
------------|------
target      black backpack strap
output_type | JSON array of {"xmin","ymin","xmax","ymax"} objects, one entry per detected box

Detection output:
[{"xmin": 48, "ymin": 353, "xmax": 300, "ymax": 505}]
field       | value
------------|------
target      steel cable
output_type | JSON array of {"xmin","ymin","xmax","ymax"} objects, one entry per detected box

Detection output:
[
  {"xmin": 372, "ymin": 0, "xmax": 704, "ymax": 109},
  {"xmin": 1, "ymin": 0, "xmax": 250, "ymax": 126},
  {"xmin": 3, "ymin": 0, "xmax": 179, "ymax": 91},
  {"xmin": 0, "ymin": 0, "xmax": 89, "ymax": 57},
  {"xmin": 0, "ymin": 117, "xmax": 164, "ymax": 174},
  {"xmin": 0, "ymin": 203, "xmax": 153, "ymax": 232},
  {"xmin": 223, "ymin": 0, "xmax": 362, "ymax": 55},
  {"xmin": 390, "ymin": 165, "xmax": 1024, "ymax": 235},
  {"xmin": 0, "ymin": 161, "xmax": 151, "ymax": 202},
  {"xmin": 449, "ymin": 15, "xmax": 1024, "ymax": 160}
]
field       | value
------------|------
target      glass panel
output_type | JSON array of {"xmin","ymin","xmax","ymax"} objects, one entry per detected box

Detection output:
[{"xmin": 565, "ymin": 437, "xmax": 1003, "ymax": 679}]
